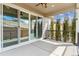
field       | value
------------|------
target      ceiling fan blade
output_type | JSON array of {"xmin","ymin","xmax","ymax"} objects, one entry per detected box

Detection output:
[
  {"xmin": 36, "ymin": 3, "xmax": 41, "ymax": 6},
  {"xmin": 35, "ymin": 3, "xmax": 48, "ymax": 8},
  {"xmin": 45, "ymin": 3, "xmax": 47, "ymax": 8}
]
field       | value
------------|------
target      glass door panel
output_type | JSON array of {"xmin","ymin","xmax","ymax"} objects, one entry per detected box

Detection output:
[
  {"xmin": 30, "ymin": 15, "xmax": 37, "ymax": 39},
  {"xmin": 3, "ymin": 5, "xmax": 18, "ymax": 47},
  {"xmin": 37, "ymin": 17, "xmax": 43, "ymax": 38},
  {"xmin": 20, "ymin": 11, "xmax": 29, "ymax": 42}
]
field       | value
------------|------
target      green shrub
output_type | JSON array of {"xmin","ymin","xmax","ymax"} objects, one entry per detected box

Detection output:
[
  {"xmin": 63, "ymin": 19, "xmax": 69, "ymax": 42},
  {"xmin": 71, "ymin": 18, "xmax": 76, "ymax": 44},
  {"xmin": 50, "ymin": 20, "xmax": 54, "ymax": 39}
]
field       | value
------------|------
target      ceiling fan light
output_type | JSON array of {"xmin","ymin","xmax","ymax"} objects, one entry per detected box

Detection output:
[{"xmin": 51, "ymin": 5, "xmax": 55, "ymax": 7}]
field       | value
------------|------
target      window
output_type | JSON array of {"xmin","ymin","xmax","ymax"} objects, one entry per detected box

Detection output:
[
  {"xmin": 30, "ymin": 15, "xmax": 43, "ymax": 39},
  {"xmin": 3, "ymin": 5, "xmax": 18, "ymax": 47},
  {"xmin": 37, "ymin": 17, "xmax": 43, "ymax": 38},
  {"xmin": 30, "ymin": 15, "xmax": 37, "ymax": 39},
  {"xmin": 20, "ymin": 11, "xmax": 29, "ymax": 42}
]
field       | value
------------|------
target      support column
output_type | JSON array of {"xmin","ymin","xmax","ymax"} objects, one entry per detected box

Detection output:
[
  {"xmin": 29, "ymin": 13, "xmax": 31, "ymax": 41},
  {"xmin": 76, "ymin": 4, "xmax": 79, "ymax": 44},
  {"xmin": 17, "ymin": 10, "xmax": 21, "ymax": 43}
]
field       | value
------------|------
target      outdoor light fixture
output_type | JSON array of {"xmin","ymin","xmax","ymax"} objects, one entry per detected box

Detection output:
[{"xmin": 35, "ymin": 3, "xmax": 55, "ymax": 8}]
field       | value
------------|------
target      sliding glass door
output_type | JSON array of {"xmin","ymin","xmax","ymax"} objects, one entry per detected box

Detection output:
[
  {"xmin": 30, "ymin": 15, "xmax": 43, "ymax": 40},
  {"xmin": 20, "ymin": 11, "xmax": 29, "ymax": 42},
  {"xmin": 2, "ymin": 5, "xmax": 43, "ymax": 48},
  {"xmin": 3, "ymin": 5, "xmax": 29, "ymax": 47},
  {"xmin": 30, "ymin": 15, "xmax": 37, "ymax": 39},
  {"xmin": 3, "ymin": 5, "xmax": 18, "ymax": 47},
  {"xmin": 37, "ymin": 17, "xmax": 43, "ymax": 38}
]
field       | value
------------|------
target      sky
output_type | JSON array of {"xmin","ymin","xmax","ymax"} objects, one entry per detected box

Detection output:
[{"xmin": 54, "ymin": 10, "xmax": 75, "ymax": 23}]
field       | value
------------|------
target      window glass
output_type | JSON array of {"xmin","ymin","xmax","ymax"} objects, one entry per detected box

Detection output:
[
  {"xmin": 3, "ymin": 5, "xmax": 18, "ymax": 47},
  {"xmin": 20, "ymin": 11, "xmax": 29, "ymax": 42}
]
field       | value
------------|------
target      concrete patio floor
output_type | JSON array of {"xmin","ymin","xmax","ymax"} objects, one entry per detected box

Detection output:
[
  {"xmin": 0, "ymin": 40, "xmax": 58, "ymax": 56},
  {"xmin": 0, "ymin": 40, "xmax": 78, "ymax": 56}
]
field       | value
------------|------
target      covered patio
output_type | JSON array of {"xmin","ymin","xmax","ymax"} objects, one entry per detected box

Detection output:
[{"xmin": 0, "ymin": 3, "xmax": 79, "ymax": 56}]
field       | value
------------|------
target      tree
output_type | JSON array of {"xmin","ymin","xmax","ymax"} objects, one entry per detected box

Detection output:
[
  {"xmin": 56, "ymin": 19, "xmax": 61, "ymax": 41},
  {"xmin": 50, "ymin": 20, "xmax": 54, "ymax": 39},
  {"xmin": 71, "ymin": 18, "xmax": 76, "ymax": 44},
  {"xmin": 63, "ymin": 18, "xmax": 69, "ymax": 42}
]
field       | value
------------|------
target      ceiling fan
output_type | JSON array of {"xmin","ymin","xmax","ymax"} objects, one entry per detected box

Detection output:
[
  {"xmin": 35, "ymin": 3, "xmax": 55, "ymax": 8},
  {"xmin": 35, "ymin": 3, "xmax": 47, "ymax": 8}
]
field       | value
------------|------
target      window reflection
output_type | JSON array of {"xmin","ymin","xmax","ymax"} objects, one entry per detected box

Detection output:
[
  {"xmin": 3, "ymin": 5, "xmax": 18, "ymax": 47},
  {"xmin": 20, "ymin": 12, "xmax": 29, "ymax": 42}
]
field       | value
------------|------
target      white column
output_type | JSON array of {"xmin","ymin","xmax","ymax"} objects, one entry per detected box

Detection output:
[
  {"xmin": 76, "ymin": 3, "xmax": 79, "ymax": 44},
  {"xmin": 36, "ymin": 17, "xmax": 38, "ymax": 38},
  {"xmin": 17, "ymin": 10, "xmax": 21, "ymax": 43},
  {"xmin": 76, "ymin": 8, "xmax": 79, "ymax": 44},
  {"xmin": 29, "ymin": 13, "xmax": 31, "ymax": 41},
  {"xmin": 0, "ymin": 4, "xmax": 2, "ymax": 52}
]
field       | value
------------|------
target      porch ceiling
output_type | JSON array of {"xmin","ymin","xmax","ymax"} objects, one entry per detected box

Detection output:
[{"xmin": 14, "ymin": 3, "xmax": 75, "ymax": 17}]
